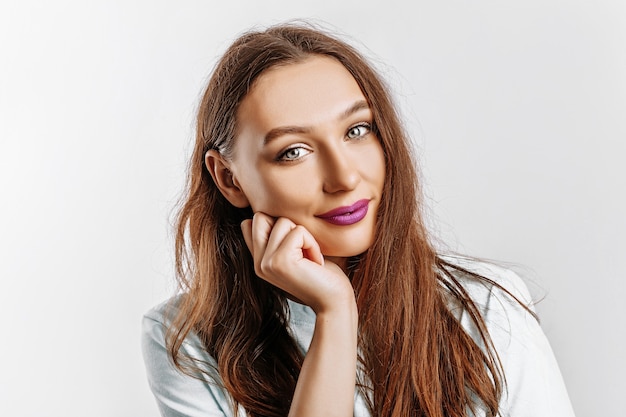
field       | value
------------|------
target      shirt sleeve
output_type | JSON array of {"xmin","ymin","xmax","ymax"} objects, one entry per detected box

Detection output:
[
  {"xmin": 463, "ymin": 265, "xmax": 576, "ymax": 417},
  {"xmin": 141, "ymin": 306, "xmax": 235, "ymax": 417}
]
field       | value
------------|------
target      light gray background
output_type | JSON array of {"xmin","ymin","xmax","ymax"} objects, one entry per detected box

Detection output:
[{"xmin": 1, "ymin": 1, "xmax": 624, "ymax": 416}]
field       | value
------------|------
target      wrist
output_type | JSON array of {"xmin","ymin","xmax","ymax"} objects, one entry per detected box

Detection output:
[{"xmin": 314, "ymin": 297, "xmax": 359, "ymax": 329}]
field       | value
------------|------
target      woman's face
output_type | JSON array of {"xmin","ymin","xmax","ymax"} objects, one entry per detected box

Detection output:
[{"xmin": 227, "ymin": 56, "xmax": 385, "ymax": 257}]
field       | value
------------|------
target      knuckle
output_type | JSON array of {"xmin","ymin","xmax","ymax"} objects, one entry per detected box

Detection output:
[
  {"xmin": 293, "ymin": 225, "xmax": 307, "ymax": 234},
  {"xmin": 253, "ymin": 262, "xmax": 264, "ymax": 277},
  {"xmin": 258, "ymin": 254, "xmax": 290, "ymax": 280},
  {"xmin": 276, "ymin": 217, "xmax": 295, "ymax": 228},
  {"xmin": 259, "ymin": 257, "xmax": 273, "ymax": 274}
]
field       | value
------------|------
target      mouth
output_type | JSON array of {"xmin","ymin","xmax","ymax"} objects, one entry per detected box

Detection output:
[{"xmin": 315, "ymin": 199, "xmax": 370, "ymax": 226}]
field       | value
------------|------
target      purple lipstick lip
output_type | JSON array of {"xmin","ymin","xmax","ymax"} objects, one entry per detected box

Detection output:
[{"xmin": 315, "ymin": 199, "xmax": 370, "ymax": 226}]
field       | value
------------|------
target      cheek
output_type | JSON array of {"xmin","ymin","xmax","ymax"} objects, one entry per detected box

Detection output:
[
  {"xmin": 242, "ymin": 173, "xmax": 313, "ymax": 216},
  {"xmin": 363, "ymin": 143, "xmax": 386, "ymax": 189},
  {"xmin": 377, "ymin": 154, "xmax": 386, "ymax": 187}
]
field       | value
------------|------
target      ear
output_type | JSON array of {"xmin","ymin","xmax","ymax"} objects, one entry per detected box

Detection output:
[{"xmin": 205, "ymin": 150, "xmax": 250, "ymax": 208}]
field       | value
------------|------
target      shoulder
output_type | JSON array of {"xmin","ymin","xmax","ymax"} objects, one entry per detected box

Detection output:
[
  {"xmin": 141, "ymin": 295, "xmax": 179, "ymax": 366},
  {"xmin": 142, "ymin": 295, "xmax": 206, "ymax": 365},
  {"xmin": 140, "ymin": 296, "xmax": 317, "ymax": 417},
  {"xmin": 141, "ymin": 295, "xmax": 235, "ymax": 416},
  {"xmin": 142, "ymin": 294, "xmax": 186, "ymax": 333},
  {"xmin": 442, "ymin": 256, "xmax": 533, "ymax": 307},
  {"xmin": 441, "ymin": 256, "xmax": 543, "ymax": 356},
  {"xmin": 441, "ymin": 256, "xmax": 575, "ymax": 416},
  {"xmin": 141, "ymin": 294, "xmax": 217, "ymax": 374},
  {"xmin": 440, "ymin": 256, "xmax": 536, "ymax": 330},
  {"xmin": 143, "ymin": 294, "xmax": 179, "ymax": 325}
]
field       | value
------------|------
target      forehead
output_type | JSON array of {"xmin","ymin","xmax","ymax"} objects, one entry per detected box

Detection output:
[{"xmin": 237, "ymin": 56, "xmax": 367, "ymax": 131}]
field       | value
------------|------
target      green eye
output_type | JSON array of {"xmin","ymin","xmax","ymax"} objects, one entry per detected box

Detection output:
[
  {"xmin": 347, "ymin": 123, "xmax": 371, "ymax": 139},
  {"xmin": 284, "ymin": 148, "xmax": 302, "ymax": 160},
  {"xmin": 278, "ymin": 146, "xmax": 310, "ymax": 162}
]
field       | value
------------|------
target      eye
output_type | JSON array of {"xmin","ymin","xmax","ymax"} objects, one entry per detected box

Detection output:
[
  {"xmin": 347, "ymin": 123, "xmax": 371, "ymax": 139},
  {"xmin": 277, "ymin": 146, "xmax": 311, "ymax": 162}
]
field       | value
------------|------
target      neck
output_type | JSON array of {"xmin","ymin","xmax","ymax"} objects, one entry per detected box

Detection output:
[{"xmin": 324, "ymin": 256, "xmax": 348, "ymax": 274}]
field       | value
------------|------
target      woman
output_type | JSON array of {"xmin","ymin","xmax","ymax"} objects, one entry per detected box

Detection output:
[{"xmin": 142, "ymin": 23, "xmax": 574, "ymax": 417}]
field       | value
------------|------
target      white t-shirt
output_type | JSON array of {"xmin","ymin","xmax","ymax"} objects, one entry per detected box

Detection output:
[{"xmin": 141, "ymin": 261, "xmax": 575, "ymax": 416}]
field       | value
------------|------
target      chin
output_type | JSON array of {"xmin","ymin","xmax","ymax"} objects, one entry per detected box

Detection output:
[
  {"xmin": 319, "ymin": 240, "xmax": 373, "ymax": 258},
  {"xmin": 314, "ymin": 223, "xmax": 377, "ymax": 258}
]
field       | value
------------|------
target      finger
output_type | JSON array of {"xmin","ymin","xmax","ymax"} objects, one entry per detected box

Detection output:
[
  {"xmin": 302, "ymin": 231, "xmax": 324, "ymax": 266},
  {"xmin": 278, "ymin": 225, "xmax": 324, "ymax": 266},
  {"xmin": 250, "ymin": 212, "xmax": 275, "ymax": 263},
  {"xmin": 263, "ymin": 217, "xmax": 297, "ymax": 258},
  {"xmin": 240, "ymin": 219, "xmax": 253, "ymax": 255}
]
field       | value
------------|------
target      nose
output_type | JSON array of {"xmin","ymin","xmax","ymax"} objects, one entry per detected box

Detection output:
[{"xmin": 321, "ymin": 145, "xmax": 361, "ymax": 193}]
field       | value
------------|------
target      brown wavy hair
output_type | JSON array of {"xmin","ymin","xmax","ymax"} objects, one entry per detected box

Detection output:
[{"xmin": 168, "ymin": 23, "xmax": 508, "ymax": 417}]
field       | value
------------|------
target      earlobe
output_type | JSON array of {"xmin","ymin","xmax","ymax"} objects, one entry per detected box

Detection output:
[{"xmin": 205, "ymin": 150, "xmax": 250, "ymax": 208}]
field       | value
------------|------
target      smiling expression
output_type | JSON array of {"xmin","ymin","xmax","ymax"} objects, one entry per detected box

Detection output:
[{"xmin": 225, "ymin": 56, "xmax": 386, "ymax": 257}]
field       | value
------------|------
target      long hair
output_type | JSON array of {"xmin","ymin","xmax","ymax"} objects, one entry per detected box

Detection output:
[{"xmin": 168, "ymin": 23, "xmax": 506, "ymax": 417}]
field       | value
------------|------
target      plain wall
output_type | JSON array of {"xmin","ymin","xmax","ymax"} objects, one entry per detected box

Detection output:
[{"xmin": 1, "ymin": 1, "xmax": 624, "ymax": 416}]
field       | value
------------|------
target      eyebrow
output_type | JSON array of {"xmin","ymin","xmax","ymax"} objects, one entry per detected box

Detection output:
[{"xmin": 263, "ymin": 100, "xmax": 371, "ymax": 145}]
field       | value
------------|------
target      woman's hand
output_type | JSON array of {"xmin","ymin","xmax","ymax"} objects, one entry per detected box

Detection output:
[
  {"xmin": 240, "ymin": 212, "xmax": 355, "ymax": 314},
  {"xmin": 241, "ymin": 211, "xmax": 358, "ymax": 417}
]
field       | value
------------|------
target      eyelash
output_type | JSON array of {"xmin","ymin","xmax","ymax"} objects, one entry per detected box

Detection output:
[
  {"xmin": 346, "ymin": 122, "xmax": 372, "ymax": 139},
  {"xmin": 275, "ymin": 122, "xmax": 373, "ymax": 162},
  {"xmin": 277, "ymin": 146, "xmax": 310, "ymax": 162}
]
